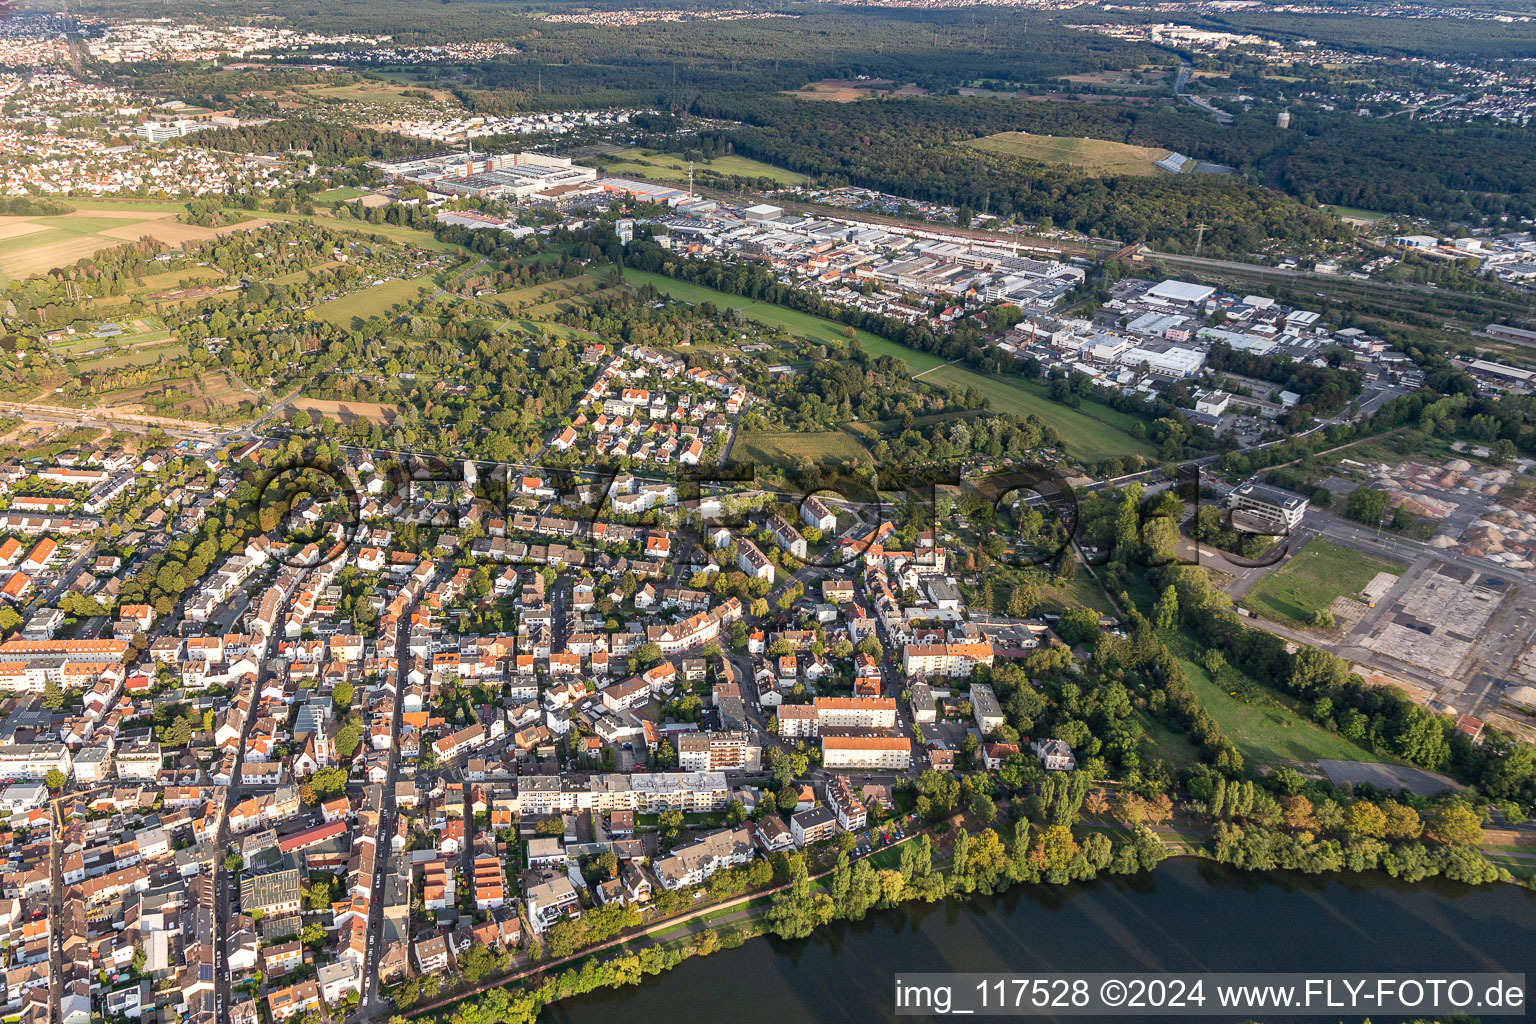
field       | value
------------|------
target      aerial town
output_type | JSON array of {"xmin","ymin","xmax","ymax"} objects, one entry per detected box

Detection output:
[{"xmin": 0, "ymin": 0, "xmax": 1534, "ymax": 1021}]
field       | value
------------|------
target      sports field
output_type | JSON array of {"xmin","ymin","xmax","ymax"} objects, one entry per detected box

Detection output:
[
  {"xmin": 1241, "ymin": 538, "xmax": 1405, "ymax": 628},
  {"xmin": 962, "ymin": 131, "xmax": 1172, "ymax": 176},
  {"xmin": 0, "ymin": 203, "xmax": 270, "ymax": 283},
  {"xmin": 921, "ymin": 366, "xmax": 1155, "ymax": 463}
]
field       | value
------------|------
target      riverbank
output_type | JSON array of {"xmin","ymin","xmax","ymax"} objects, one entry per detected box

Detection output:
[
  {"xmin": 397, "ymin": 815, "xmax": 1529, "ymax": 1024},
  {"xmin": 540, "ymin": 859, "xmax": 1535, "ymax": 1024}
]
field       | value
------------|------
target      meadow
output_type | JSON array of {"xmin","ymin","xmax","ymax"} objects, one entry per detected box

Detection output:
[
  {"xmin": 312, "ymin": 272, "xmax": 442, "ymax": 327},
  {"xmin": 733, "ymin": 427, "xmax": 874, "ymax": 472},
  {"xmin": 1176, "ymin": 652, "xmax": 1397, "ymax": 771},
  {"xmin": 598, "ymin": 149, "xmax": 806, "ymax": 187},
  {"xmin": 961, "ymin": 131, "xmax": 1172, "ymax": 176}
]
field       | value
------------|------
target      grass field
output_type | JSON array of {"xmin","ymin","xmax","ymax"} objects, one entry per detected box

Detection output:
[
  {"xmin": 599, "ymin": 149, "xmax": 806, "ymax": 187},
  {"xmin": 1132, "ymin": 711, "xmax": 1203, "ymax": 771},
  {"xmin": 1058, "ymin": 67, "xmax": 1171, "ymax": 90},
  {"xmin": 961, "ymin": 131, "xmax": 1172, "ymax": 176},
  {"xmin": 494, "ymin": 273, "xmax": 605, "ymax": 314},
  {"xmin": 1035, "ymin": 566, "xmax": 1117, "ymax": 617},
  {"xmin": 1241, "ymin": 538, "xmax": 1405, "ymax": 628},
  {"xmin": 1322, "ymin": 205, "xmax": 1388, "ymax": 223},
  {"xmin": 306, "ymin": 82, "xmax": 421, "ymax": 104},
  {"xmin": 88, "ymin": 368, "xmax": 251, "ymax": 421},
  {"xmin": 921, "ymin": 366, "xmax": 1155, "ymax": 463},
  {"xmin": 0, "ymin": 204, "xmax": 268, "ymax": 284},
  {"xmin": 313, "ymin": 273, "xmax": 440, "ymax": 326},
  {"xmin": 734, "ymin": 427, "xmax": 873, "ymax": 470},
  {"xmin": 1177, "ymin": 653, "xmax": 1393, "ymax": 771}
]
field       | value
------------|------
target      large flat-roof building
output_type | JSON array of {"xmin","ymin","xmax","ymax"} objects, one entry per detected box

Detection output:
[
  {"xmin": 369, "ymin": 151, "xmax": 597, "ymax": 199},
  {"xmin": 1144, "ymin": 280, "xmax": 1217, "ymax": 305},
  {"xmin": 1226, "ymin": 481, "xmax": 1308, "ymax": 533}
]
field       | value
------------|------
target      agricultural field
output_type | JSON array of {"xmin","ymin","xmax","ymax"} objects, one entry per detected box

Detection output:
[
  {"xmin": 921, "ymin": 366, "xmax": 1156, "ymax": 464},
  {"xmin": 598, "ymin": 149, "xmax": 806, "ymax": 187},
  {"xmin": 312, "ymin": 272, "xmax": 442, "ymax": 327},
  {"xmin": 961, "ymin": 131, "xmax": 1172, "ymax": 176},
  {"xmin": 285, "ymin": 397, "xmax": 401, "ymax": 425},
  {"xmin": 1240, "ymin": 538, "xmax": 1405, "ymax": 628},
  {"xmin": 0, "ymin": 200, "xmax": 271, "ymax": 283}
]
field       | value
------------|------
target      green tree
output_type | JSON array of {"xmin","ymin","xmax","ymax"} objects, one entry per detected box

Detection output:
[
  {"xmin": 335, "ymin": 723, "xmax": 362, "ymax": 759},
  {"xmin": 1429, "ymin": 804, "xmax": 1483, "ymax": 847},
  {"xmin": 658, "ymin": 810, "xmax": 685, "ymax": 846},
  {"xmin": 1152, "ymin": 584, "xmax": 1179, "ymax": 631}
]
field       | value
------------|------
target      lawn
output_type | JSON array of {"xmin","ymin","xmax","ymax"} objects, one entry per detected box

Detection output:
[
  {"xmin": 313, "ymin": 273, "xmax": 440, "ymax": 326},
  {"xmin": 1240, "ymin": 538, "xmax": 1405, "ymax": 628},
  {"xmin": 1176, "ymin": 651, "xmax": 1394, "ymax": 771},
  {"xmin": 599, "ymin": 149, "xmax": 807, "ymax": 187},
  {"xmin": 921, "ymin": 366, "xmax": 1155, "ymax": 464},
  {"xmin": 961, "ymin": 131, "xmax": 1171, "ymax": 176}
]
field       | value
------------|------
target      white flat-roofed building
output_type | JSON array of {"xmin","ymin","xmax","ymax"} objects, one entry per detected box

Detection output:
[
  {"xmin": 1227, "ymin": 481, "xmax": 1308, "ymax": 532},
  {"xmin": 1119, "ymin": 343, "xmax": 1206, "ymax": 378},
  {"xmin": 1144, "ymin": 280, "xmax": 1216, "ymax": 305},
  {"xmin": 743, "ymin": 204, "xmax": 783, "ymax": 223}
]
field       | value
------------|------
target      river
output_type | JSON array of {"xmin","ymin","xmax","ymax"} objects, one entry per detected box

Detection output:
[{"xmin": 544, "ymin": 860, "xmax": 1534, "ymax": 1023}]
